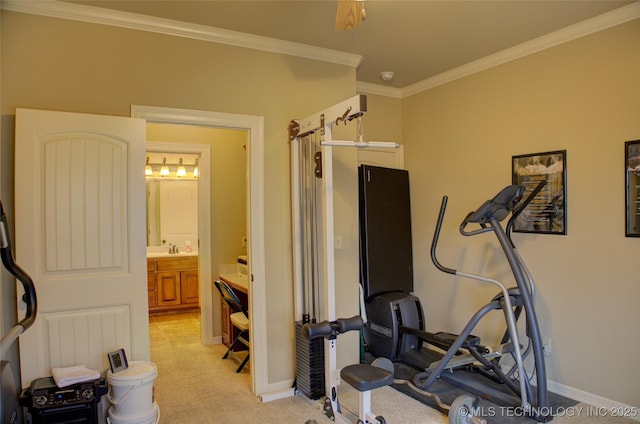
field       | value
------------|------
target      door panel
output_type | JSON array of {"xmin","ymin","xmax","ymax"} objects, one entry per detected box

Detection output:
[
  {"xmin": 15, "ymin": 108, "xmax": 147, "ymax": 387},
  {"xmin": 41, "ymin": 307, "xmax": 131, "ymax": 372},
  {"xmin": 180, "ymin": 270, "xmax": 199, "ymax": 304}
]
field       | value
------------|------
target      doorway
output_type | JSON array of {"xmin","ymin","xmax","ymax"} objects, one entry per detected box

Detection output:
[
  {"xmin": 132, "ymin": 105, "xmax": 266, "ymax": 395},
  {"xmin": 145, "ymin": 140, "xmax": 209, "ymax": 320}
]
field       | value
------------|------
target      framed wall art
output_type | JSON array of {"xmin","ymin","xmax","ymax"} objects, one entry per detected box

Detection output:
[
  {"xmin": 625, "ymin": 140, "xmax": 640, "ymax": 237},
  {"xmin": 512, "ymin": 150, "xmax": 566, "ymax": 235}
]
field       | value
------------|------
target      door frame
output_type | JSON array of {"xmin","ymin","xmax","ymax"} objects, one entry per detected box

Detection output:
[{"xmin": 131, "ymin": 105, "xmax": 266, "ymax": 395}]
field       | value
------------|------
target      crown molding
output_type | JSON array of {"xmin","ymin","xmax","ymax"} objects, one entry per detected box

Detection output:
[
  {"xmin": 3, "ymin": 0, "xmax": 638, "ymax": 99},
  {"xmin": 399, "ymin": 1, "xmax": 640, "ymax": 98},
  {"xmin": 0, "ymin": 0, "xmax": 363, "ymax": 68},
  {"xmin": 356, "ymin": 81, "xmax": 403, "ymax": 99}
]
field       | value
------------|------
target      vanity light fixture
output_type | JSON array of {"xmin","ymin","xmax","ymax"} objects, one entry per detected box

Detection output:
[
  {"xmin": 145, "ymin": 156, "xmax": 199, "ymax": 179},
  {"xmin": 176, "ymin": 158, "xmax": 187, "ymax": 177},
  {"xmin": 160, "ymin": 157, "xmax": 170, "ymax": 176},
  {"xmin": 145, "ymin": 157, "xmax": 153, "ymax": 176}
]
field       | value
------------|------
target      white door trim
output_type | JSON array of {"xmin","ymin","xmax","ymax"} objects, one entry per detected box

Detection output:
[{"xmin": 130, "ymin": 105, "xmax": 266, "ymax": 395}]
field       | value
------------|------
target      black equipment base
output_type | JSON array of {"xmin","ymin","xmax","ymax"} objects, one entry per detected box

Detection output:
[{"xmin": 19, "ymin": 377, "xmax": 107, "ymax": 424}]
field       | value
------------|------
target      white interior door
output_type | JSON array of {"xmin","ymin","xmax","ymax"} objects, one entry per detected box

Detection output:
[{"xmin": 14, "ymin": 108, "xmax": 148, "ymax": 387}]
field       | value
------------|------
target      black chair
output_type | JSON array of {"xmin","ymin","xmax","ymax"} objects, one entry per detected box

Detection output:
[{"xmin": 214, "ymin": 279, "xmax": 250, "ymax": 373}]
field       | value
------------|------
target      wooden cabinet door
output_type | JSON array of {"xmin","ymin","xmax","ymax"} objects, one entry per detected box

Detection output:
[
  {"xmin": 180, "ymin": 270, "xmax": 199, "ymax": 305},
  {"xmin": 148, "ymin": 272, "xmax": 157, "ymax": 308},
  {"xmin": 156, "ymin": 271, "xmax": 181, "ymax": 307}
]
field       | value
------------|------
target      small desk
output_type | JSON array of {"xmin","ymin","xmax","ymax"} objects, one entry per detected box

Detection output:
[
  {"xmin": 217, "ymin": 274, "xmax": 249, "ymax": 348},
  {"xmin": 220, "ymin": 273, "xmax": 249, "ymax": 294}
]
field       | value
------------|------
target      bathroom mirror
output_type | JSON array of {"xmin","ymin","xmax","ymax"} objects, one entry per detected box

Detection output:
[
  {"xmin": 146, "ymin": 179, "xmax": 198, "ymax": 247},
  {"xmin": 146, "ymin": 152, "xmax": 199, "ymax": 248}
]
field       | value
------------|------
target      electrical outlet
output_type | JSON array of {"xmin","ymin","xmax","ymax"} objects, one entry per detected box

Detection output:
[{"xmin": 542, "ymin": 338, "xmax": 551, "ymax": 356}]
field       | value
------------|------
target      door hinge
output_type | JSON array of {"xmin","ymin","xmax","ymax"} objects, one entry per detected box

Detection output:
[{"xmin": 314, "ymin": 151, "xmax": 322, "ymax": 178}]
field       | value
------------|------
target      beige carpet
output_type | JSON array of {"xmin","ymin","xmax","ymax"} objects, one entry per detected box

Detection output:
[
  {"xmin": 149, "ymin": 311, "xmax": 442, "ymax": 423},
  {"xmin": 149, "ymin": 312, "xmax": 636, "ymax": 424}
]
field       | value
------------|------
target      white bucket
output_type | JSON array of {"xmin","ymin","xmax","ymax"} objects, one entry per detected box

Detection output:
[
  {"xmin": 107, "ymin": 361, "xmax": 158, "ymax": 417},
  {"xmin": 108, "ymin": 401, "xmax": 160, "ymax": 424}
]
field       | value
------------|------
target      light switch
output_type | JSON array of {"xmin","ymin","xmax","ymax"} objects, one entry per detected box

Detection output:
[{"xmin": 334, "ymin": 235, "xmax": 342, "ymax": 249}]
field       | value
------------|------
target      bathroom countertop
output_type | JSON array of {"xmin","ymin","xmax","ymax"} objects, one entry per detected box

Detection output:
[
  {"xmin": 219, "ymin": 273, "xmax": 249, "ymax": 293},
  {"xmin": 146, "ymin": 251, "xmax": 199, "ymax": 258}
]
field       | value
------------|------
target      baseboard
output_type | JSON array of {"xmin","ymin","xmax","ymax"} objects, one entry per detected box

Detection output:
[
  {"xmin": 498, "ymin": 363, "xmax": 638, "ymax": 421},
  {"xmin": 204, "ymin": 335, "xmax": 222, "ymax": 345},
  {"xmin": 547, "ymin": 380, "xmax": 639, "ymax": 422},
  {"xmin": 260, "ymin": 387, "xmax": 296, "ymax": 402},
  {"xmin": 258, "ymin": 377, "xmax": 300, "ymax": 402}
]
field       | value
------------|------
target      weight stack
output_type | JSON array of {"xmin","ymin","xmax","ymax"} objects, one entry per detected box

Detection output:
[{"xmin": 294, "ymin": 321, "xmax": 325, "ymax": 400}]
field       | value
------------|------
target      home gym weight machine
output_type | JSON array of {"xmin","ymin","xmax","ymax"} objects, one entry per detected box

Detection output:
[
  {"xmin": 363, "ymin": 182, "xmax": 552, "ymax": 423},
  {"xmin": 303, "ymin": 316, "xmax": 394, "ymax": 424},
  {"xmin": 290, "ymin": 94, "xmax": 400, "ymax": 423}
]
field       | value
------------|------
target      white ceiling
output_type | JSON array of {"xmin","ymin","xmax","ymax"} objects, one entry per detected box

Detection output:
[{"xmin": 37, "ymin": 1, "xmax": 640, "ymax": 90}]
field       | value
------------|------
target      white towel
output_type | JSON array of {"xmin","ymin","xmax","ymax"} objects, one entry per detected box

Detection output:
[{"xmin": 51, "ymin": 365, "xmax": 100, "ymax": 388}]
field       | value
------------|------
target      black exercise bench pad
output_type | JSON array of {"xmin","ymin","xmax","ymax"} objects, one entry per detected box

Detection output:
[{"xmin": 341, "ymin": 364, "xmax": 393, "ymax": 392}]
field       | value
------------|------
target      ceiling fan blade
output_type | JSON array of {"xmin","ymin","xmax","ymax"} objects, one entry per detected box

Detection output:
[{"xmin": 335, "ymin": 0, "xmax": 366, "ymax": 31}]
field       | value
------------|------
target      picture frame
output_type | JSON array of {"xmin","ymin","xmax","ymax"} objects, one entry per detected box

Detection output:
[
  {"xmin": 512, "ymin": 150, "xmax": 567, "ymax": 235},
  {"xmin": 625, "ymin": 140, "xmax": 640, "ymax": 237},
  {"xmin": 107, "ymin": 348, "xmax": 129, "ymax": 374}
]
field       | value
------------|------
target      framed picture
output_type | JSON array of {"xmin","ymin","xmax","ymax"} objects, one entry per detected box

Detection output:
[
  {"xmin": 625, "ymin": 140, "xmax": 640, "ymax": 237},
  {"xmin": 107, "ymin": 348, "xmax": 129, "ymax": 374},
  {"xmin": 512, "ymin": 150, "xmax": 566, "ymax": 234}
]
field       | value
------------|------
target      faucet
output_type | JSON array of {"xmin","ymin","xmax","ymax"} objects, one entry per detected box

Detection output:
[{"xmin": 168, "ymin": 244, "xmax": 179, "ymax": 254}]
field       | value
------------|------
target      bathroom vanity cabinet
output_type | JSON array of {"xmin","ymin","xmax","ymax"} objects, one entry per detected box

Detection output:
[{"xmin": 147, "ymin": 255, "xmax": 199, "ymax": 313}]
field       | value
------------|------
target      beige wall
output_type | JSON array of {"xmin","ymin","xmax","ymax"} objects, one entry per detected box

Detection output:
[
  {"xmin": 400, "ymin": 19, "xmax": 640, "ymax": 406},
  {"xmin": 362, "ymin": 94, "xmax": 404, "ymax": 144},
  {"xmin": 0, "ymin": 10, "xmax": 356, "ymax": 389}
]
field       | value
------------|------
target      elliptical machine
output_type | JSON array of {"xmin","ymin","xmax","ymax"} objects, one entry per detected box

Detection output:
[{"xmin": 364, "ymin": 183, "xmax": 552, "ymax": 423}]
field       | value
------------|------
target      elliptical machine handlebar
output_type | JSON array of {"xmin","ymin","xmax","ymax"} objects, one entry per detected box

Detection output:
[
  {"xmin": 0, "ymin": 201, "xmax": 38, "ymax": 356},
  {"xmin": 460, "ymin": 213, "xmax": 493, "ymax": 237},
  {"xmin": 430, "ymin": 196, "xmax": 456, "ymax": 275},
  {"xmin": 431, "ymin": 194, "xmax": 501, "ymax": 276},
  {"xmin": 0, "ymin": 201, "xmax": 37, "ymax": 332},
  {"xmin": 303, "ymin": 315, "xmax": 364, "ymax": 340},
  {"xmin": 432, "ymin": 185, "xmax": 528, "ymax": 275}
]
